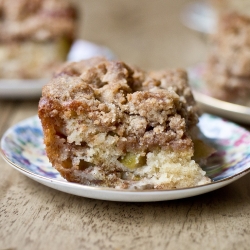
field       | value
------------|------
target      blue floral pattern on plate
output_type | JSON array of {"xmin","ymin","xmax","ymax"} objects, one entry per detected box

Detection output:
[
  {"xmin": 1, "ymin": 116, "xmax": 62, "ymax": 180},
  {"xmin": 1, "ymin": 114, "xmax": 250, "ymax": 202}
]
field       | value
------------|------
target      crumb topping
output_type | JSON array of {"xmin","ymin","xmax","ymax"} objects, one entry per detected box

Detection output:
[{"xmin": 40, "ymin": 57, "xmax": 198, "ymax": 153}]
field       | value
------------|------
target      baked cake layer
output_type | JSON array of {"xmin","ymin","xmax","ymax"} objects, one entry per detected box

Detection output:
[
  {"xmin": 39, "ymin": 57, "xmax": 211, "ymax": 189},
  {"xmin": 0, "ymin": 39, "xmax": 70, "ymax": 79}
]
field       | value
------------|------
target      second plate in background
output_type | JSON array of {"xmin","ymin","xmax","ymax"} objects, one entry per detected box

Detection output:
[
  {"xmin": 0, "ymin": 39, "xmax": 116, "ymax": 99},
  {"xmin": 188, "ymin": 64, "xmax": 250, "ymax": 124}
]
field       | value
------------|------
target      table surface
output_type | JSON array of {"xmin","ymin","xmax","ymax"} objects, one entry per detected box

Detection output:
[{"xmin": 1, "ymin": 1, "xmax": 250, "ymax": 250}]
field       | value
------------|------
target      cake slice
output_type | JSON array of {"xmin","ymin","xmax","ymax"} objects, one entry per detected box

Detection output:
[
  {"xmin": 38, "ymin": 57, "xmax": 212, "ymax": 189},
  {"xmin": 204, "ymin": 54, "xmax": 250, "ymax": 105},
  {"xmin": 0, "ymin": 0, "xmax": 77, "ymax": 79},
  {"xmin": 207, "ymin": 13, "xmax": 250, "ymax": 77},
  {"xmin": 204, "ymin": 12, "xmax": 250, "ymax": 106}
]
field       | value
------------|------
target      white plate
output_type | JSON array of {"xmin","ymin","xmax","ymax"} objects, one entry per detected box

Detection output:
[
  {"xmin": 0, "ymin": 39, "xmax": 116, "ymax": 99},
  {"xmin": 0, "ymin": 78, "xmax": 49, "ymax": 99},
  {"xmin": 1, "ymin": 115, "xmax": 250, "ymax": 202},
  {"xmin": 181, "ymin": 0, "xmax": 215, "ymax": 34},
  {"xmin": 188, "ymin": 65, "xmax": 250, "ymax": 124}
]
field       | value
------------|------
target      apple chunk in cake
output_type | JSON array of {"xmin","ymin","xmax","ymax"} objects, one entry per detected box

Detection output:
[{"xmin": 38, "ymin": 57, "xmax": 211, "ymax": 189}]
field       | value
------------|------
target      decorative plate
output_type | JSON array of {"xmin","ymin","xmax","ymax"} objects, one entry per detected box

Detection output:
[
  {"xmin": 188, "ymin": 64, "xmax": 250, "ymax": 124},
  {"xmin": 1, "ymin": 115, "xmax": 250, "ymax": 202},
  {"xmin": 0, "ymin": 39, "xmax": 116, "ymax": 99}
]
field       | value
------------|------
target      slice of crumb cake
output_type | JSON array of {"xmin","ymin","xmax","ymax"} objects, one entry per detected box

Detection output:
[{"xmin": 38, "ymin": 57, "xmax": 212, "ymax": 189}]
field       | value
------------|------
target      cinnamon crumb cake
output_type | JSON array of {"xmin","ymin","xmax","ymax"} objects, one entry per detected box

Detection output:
[
  {"xmin": 38, "ymin": 57, "xmax": 212, "ymax": 190},
  {"xmin": 204, "ymin": 13, "xmax": 250, "ymax": 105},
  {"xmin": 0, "ymin": 0, "xmax": 77, "ymax": 79}
]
